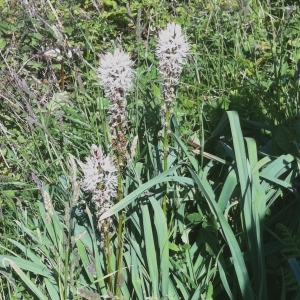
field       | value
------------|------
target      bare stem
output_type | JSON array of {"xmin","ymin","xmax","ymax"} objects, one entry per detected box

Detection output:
[
  {"xmin": 105, "ymin": 230, "xmax": 113, "ymax": 291},
  {"xmin": 162, "ymin": 105, "xmax": 170, "ymax": 216},
  {"xmin": 115, "ymin": 154, "xmax": 124, "ymax": 296}
]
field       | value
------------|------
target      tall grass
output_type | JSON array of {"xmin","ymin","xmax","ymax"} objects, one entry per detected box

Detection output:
[{"xmin": 1, "ymin": 0, "xmax": 300, "ymax": 299}]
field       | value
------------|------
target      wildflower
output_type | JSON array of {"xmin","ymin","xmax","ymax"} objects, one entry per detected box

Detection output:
[
  {"xmin": 156, "ymin": 22, "xmax": 189, "ymax": 107},
  {"xmin": 98, "ymin": 49, "xmax": 134, "ymax": 164},
  {"xmin": 156, "ymin": 23, "xmax": 189, "ymax": 215},
  {"xmin": 78, "ymin": 145, "xmax": 117, "ymax": 233},
  {"xmin": 98, "ymin": 48, "xmax": 133, "ymax": 99}
]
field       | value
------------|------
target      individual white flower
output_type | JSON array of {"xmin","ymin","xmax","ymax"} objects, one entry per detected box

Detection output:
[
  {"xmin": 156, "ymin": 22, "xmax": 189, "ymax": 88},
  {"xmin": 98, "ymin": 49, "xmax": 134, "ymax": 99}
]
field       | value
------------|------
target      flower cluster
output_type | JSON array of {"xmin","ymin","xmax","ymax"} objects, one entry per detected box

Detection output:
[
  {"xmin": 98, "ymin": 49, "xmax": 133, "ymax": 99},
  {"xmin": 98, "ymin": 49, "xmax": 134, "ymax": 164},
  {"xmin": 78, "ymin": 145, "xmax": 117, "ymax": 233},
  {"xmin": 156, "ymin": 22, "xmax": 189, "ymax": 107}
]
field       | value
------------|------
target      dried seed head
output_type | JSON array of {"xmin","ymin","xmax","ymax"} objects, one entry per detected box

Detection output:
[{"xmin": 42, "ymin": 189, "xmax": 54, "ymax": 222}]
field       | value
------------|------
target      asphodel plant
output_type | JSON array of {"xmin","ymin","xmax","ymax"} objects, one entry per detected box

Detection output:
[{"xmin": 156, "ymin": 23, "xmax": 189, "ymax": 215}]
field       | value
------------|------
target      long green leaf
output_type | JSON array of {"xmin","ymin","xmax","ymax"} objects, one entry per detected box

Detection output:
[
  {"xmin": 187, "ymin": 166, "xmax": 255, "ymax": 300},
  {"xmin": 150, "ymin": 196, "xmax": 169, "ymax": 298},
  {"xmin": 217, "ymin": 259, "xmax": 233, "ymax": 300},
  {"xmin": 129, "ymin": 244, "xmax": 144, "ymax": 300},
  {"xmin": 44, "ymin": 278, "xmax": 60, "ymax": 300},
  {"xmin": 228, "ymin": 111, "xmax": 267, "ymax": 299},
  {"xmin": 0, "ymin": 256, "xmax": 52, "ymax": 278},
  {"xmin": 6, "ymin": 238, "xmax": 49, "ymax": 269},
  {"xmin": 245, "ymin": 137, "xmax": 267, "ymax": 299},
  {"xmin": 1, "ymin": 258, "xmax": 48, "ymax": 300},
  {"xmin": 99, "ymin": 165, "xmax": 182, "ymax": 221},
  {"xmin": 142, "ymin": 204, "xmax": 159, "ymax": 298},
  {"xmin": 218, "ymin": 169, "xmax": 237, "ymax": 212}
]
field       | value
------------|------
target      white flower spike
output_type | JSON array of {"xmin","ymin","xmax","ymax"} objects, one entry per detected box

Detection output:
[
  {"xmin": 156, "ymin": 23, "xmax": 189, "ymax": 79},
  {"xmin": 78, "ymin": 145, "xmax": 118, "ymax": 233},
  {"xmin": 98, "ymin": 49, "xmax": 134, "ymax": 164},
  {"xmin": 98, "ymin": 48, "xmax": 133, "ymax": 99},
  {"xmin": 156, "ymin": 22, "xmax": 189, "ymax": 106}
]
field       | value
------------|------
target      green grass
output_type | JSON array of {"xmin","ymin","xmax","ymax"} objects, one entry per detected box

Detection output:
[{"xmin": 1, "ymin": 0, "xmax": 300, "ymax": 299}]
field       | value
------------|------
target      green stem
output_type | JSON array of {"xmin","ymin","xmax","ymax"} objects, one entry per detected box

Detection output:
[
  {"xmin": 64, "ymin": 206, "xmax": 71, "ymax": 300},
  {"xmin": 105, "ymin": 230, "xmax": 113, "ymax": 291},
  {"xmin": 162, "ymin": 105, "xmax": 170, "ymax": 216},
  {"xmin": 115, "ymin": 155, "xmax": 124, "ymax": 296}
]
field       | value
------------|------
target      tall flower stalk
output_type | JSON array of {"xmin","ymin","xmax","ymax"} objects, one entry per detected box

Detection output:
[
  {"xmin": 78, "ymin": 145, "xmax": 118, "ymax": 291},
  {"xmin": 156, "ymin": 22, "xmax": 189, "ymax": 215},
  {"xmin": 98, "ymin": 48, "xmax": 133, "ymax": 295},
  {"xmin": 79, "ymin": 145, "xmax": 117, "ymax": 233}
]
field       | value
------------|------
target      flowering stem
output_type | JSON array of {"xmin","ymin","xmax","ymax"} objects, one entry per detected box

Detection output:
[
  {"xmin": 97, "ymin": 48, "xmax": 133, "ymax": 297},
  {"xmin": 78, "ymin": 145, "xmax": 118, "ymax": 294},
  {"xmin": 163, "ymin": 106, "xmax": 170, "ymax": 216},
  {"xmin": 64, "ymin": 204, "xmax": 71, "ymax": 299},
  {"xmin": 115, "ymin": 155, "xmax": 124, "ymax": 296},
  {"xmin": 105, "ymin": 228, "xmax": 113, "ymax": 291},
  {"xmin": 156, "ymin": 22, "xmax": 189, "ymax": 216}
]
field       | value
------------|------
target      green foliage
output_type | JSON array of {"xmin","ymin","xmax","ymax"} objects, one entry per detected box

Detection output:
[
  {"xmin": 1, "ymin": 0, "xmax": 300, "ymax": 299},
  {"xmin": 277, "ymin": 224, "xmax": 300, "ymax": 292}
]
